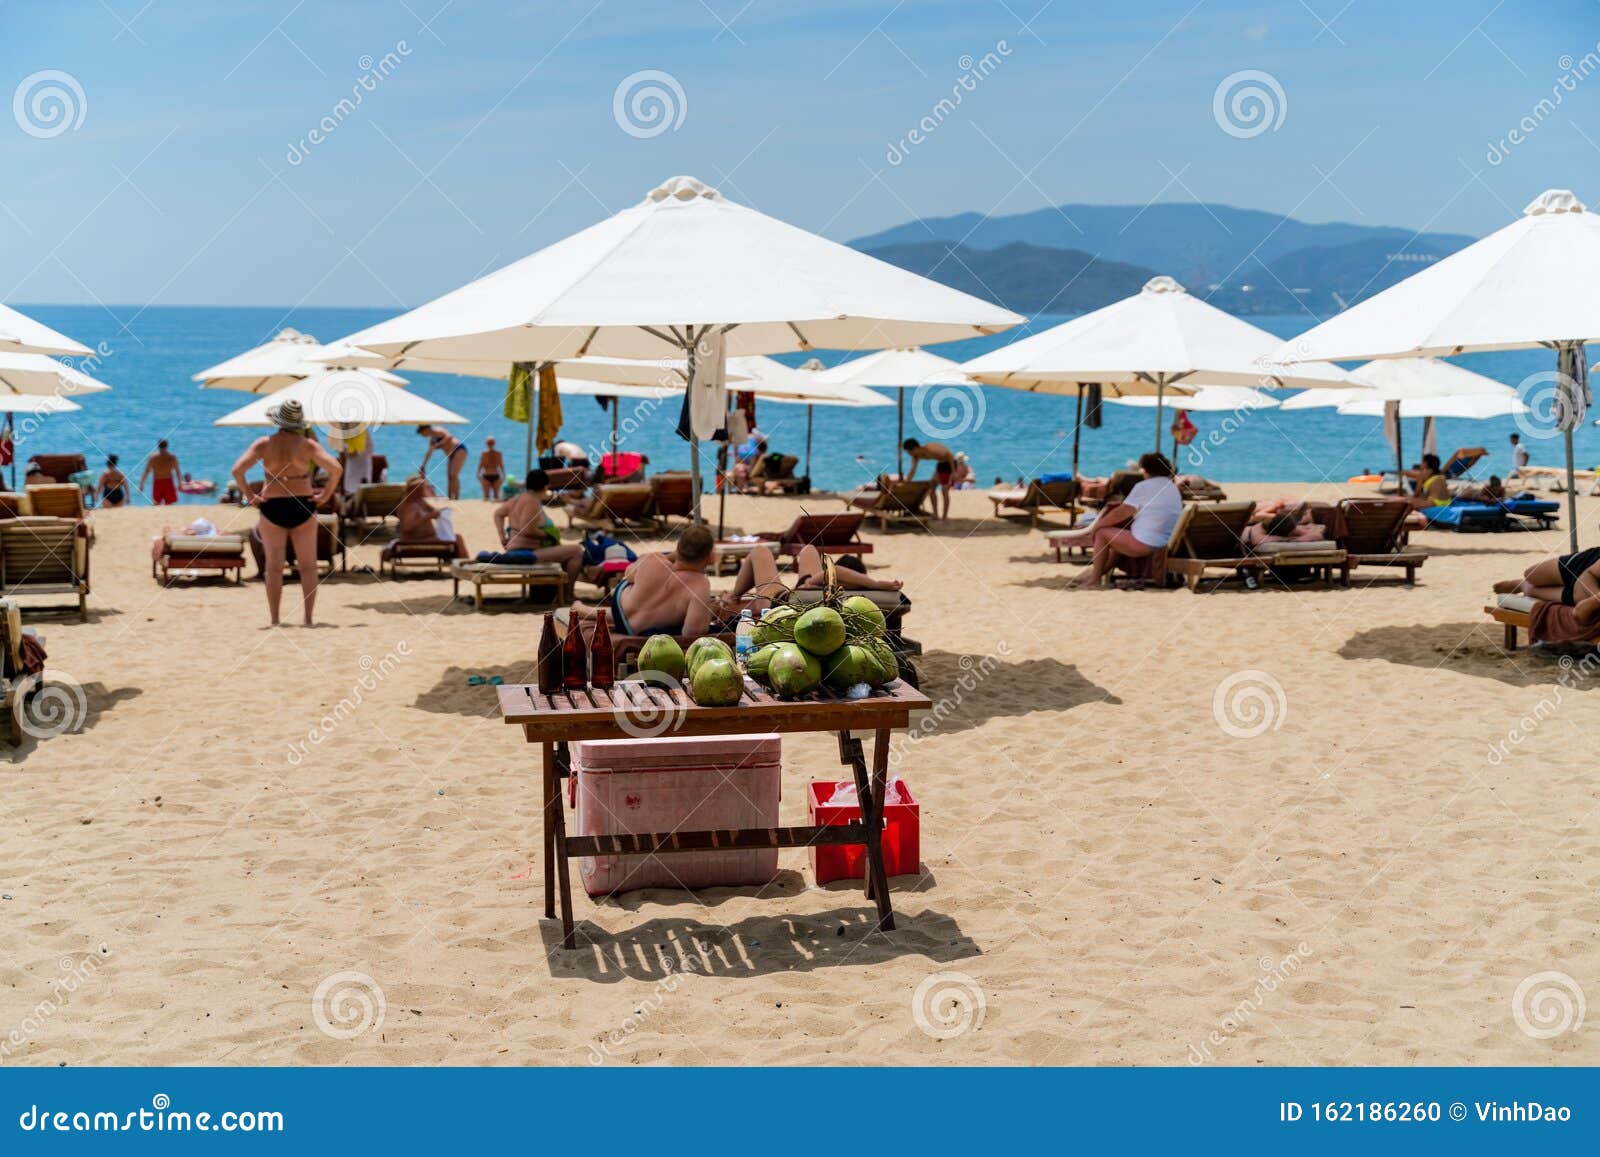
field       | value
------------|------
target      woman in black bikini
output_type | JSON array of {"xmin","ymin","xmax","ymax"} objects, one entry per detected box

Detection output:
[
  {"xmin": 232, "ymin": 399, "xmax": 343, "ymax": 627},
  {"xmin": 417, "ymin": 424, "xmax": 467, "ymax": 500}
]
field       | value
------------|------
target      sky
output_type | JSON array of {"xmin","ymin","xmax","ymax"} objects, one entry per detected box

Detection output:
[{"xmin": 3, "ymin": 0, "xmax": 1598, "ymax": 309}]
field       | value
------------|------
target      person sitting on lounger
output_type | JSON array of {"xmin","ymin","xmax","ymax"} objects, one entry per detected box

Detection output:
[
  {"xmin": 1404, "ymin": 454, "xmax": 1452, "ymax": 510},
  {"xmin": 1461, "ymin": 475, "xmax": 1507, "ymax": 503},
  {"xmin": 485, "ymin": 469, "xmax": 585, "ymax": 582},
  {"xmin": 386, "ymin": 475, "xmax": 468, "ymax": 561},
  {"xmin": 1059, "ymin": 453, "xmax": 1183, "ymax": 589},
  {"xmin": 1495, "ymin": 547, "xmax": 1600, "ymax": 607},
  {"xmin": 569, "ymin": 524, "xmax": 717, "ymax": 638}
]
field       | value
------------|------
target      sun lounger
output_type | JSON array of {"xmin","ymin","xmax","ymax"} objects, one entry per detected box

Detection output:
[
  {"xmin": 756, "ymin": 511, "xmax": 874, "ymax": 561},
  {"xmin": 1337, "ymin": 498, "xmax": 1427, "ymax": 584},
  {"xmin": 450, "ymin": 560, "xmax": 570, "ymax": 610},
  {"xmin": 1078, "ymin": 470, "xmax": 1142, "ymax": 510},
  {"xmin": 379, "ymin": 536, "xmax": 456, "ymax": 578},
  {"xmin": 249, "ymin": 515, "xmax": 346, "ymax": 578},
  {"xmin": 0, "ymin": 597, "xmax": 45, "ymax": 743},
  {"xmin": 24, "ymin": 484, "xmax": 86, "ymax": 522},
  {"xmin": 1487, "ymin": 593, "xmax": 1536, "ymax": 649},
  {"xmin": 0, "ymin": 493, "xmax": 28, "ymax": 519},
  {"xmin": 648, "ymin": 471, "xmax": 696, "ymax": 525},
  {"xmin": 339, "ymin": 482, "xmax": 408, "ymax": 540},
  {"xmin": 154, "ymin": 533, "xmax": 247, "ymax": 585},
  {"xmin": 1164, "ymin": 502, "xmax": 1346, "ymax": 591},
  {"xmin": 845, "ymin": 479, "xmax": 933, "ymax": 529},
  {"xmin": 1422, "ymin": 499, "xmax": 1559, "ymax": 532},
  {"xmin": 1177, "ymin": 475, "xmax": 1228, "ymax": 502},
  {"xmin": 566, "ymin": 482, "xmax": 656, "ymax": 532},
  {"xmin": 543, "ymin": 465, "xmax": 588, "ymax": 494},
  {"xmin": 22, "ymin": 454, "xmax": 85, "ymax": 484},
  {"xmin": 0, "ymin": 517, "xmax": 90, "ymax": 616},
  {"xmin": 989, "ymin": 478, "xmax": 1079, "ymax": 528}
]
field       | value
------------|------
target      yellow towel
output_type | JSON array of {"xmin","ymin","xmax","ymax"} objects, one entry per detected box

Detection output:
[
  {"xmin": 504, "ymin": 363, "xmax": 532, "ymax": 424},
  {"xmin": 535, "ymin": 363, "xmax": 562, "ymax": 454}
]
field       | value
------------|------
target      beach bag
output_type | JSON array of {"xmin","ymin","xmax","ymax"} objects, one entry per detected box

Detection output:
[{"xmin": 581, "ymin": 532, "xmax": 635, "ymax": 567}]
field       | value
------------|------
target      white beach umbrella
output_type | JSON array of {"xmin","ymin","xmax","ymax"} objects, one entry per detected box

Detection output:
[
  {"xmin": 0, "ymin": 351, "xmax": 113, "ymax": 397},
  {"xmin": 195, "ymin": 328, "xmax": 406, "ymax": 393},
  {"xmin": 1284, "ymin": 189, "xmax": 1600, "ymax": 548},
  {"xmin": 814, "ymin": 347, "xmax": 974, "ymax": 473},
  {"xmin": 0, "ymin": 393, "xmax": 81, "ymax": 414},
  {"xmin": 964, "ymin": 275, "xmax": 1355, "ymax": 453},
  {"xmin": 0, "ymin": 303, "xmax": 92, "ymax": 357},
  {"xmin": 1335, "ymin": 392, "xmax": 1526, "ymax": 419},
  {"xmin": 212, "ymin": 368, "xmax": 464, "ymax": 428},
  {"xmin": 1107, "ymin": 385, "xmax": 1280, "ymax": 411},
  {"xmin": 338, "ymin": 174, "xmax": 1022, "ymax": 519}
]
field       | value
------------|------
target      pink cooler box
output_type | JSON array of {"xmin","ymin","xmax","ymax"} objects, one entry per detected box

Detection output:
[{"xmin": 572, "ymin": 733, "xmax": 782, "ymax": 897}]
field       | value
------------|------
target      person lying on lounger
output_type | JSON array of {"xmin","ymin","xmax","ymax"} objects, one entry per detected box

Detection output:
[
  {"xmin": 709, "ymin": 545, "xmax": 902, "ymax": 621},
  {"xmin": 1242, "ymin": 511, "xmax": 1326, "ymax": 550},
  {"xmin": 1495, "ymin": 547, "xmax": 1600, "ymax": 607},
  {"xmin": 568, "ymin": 524, "xmax": 717, "ymax": 638},
  {"xmin": 485, "ymin": 469, "xmax": 585, "ymax": 582}
]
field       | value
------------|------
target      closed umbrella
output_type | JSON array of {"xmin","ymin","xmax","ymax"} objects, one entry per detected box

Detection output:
[
  {"xmin": 1284, "ymin": 189, "xmax": 1600, "ymax": 550},
  {"xmin": 964, "ymin": 275, "xmax": 1355, "ymax": 453},
  {"xmin": 0, "ymin": 303, "xmax": 91, "ymax": 357},
  {"xmin": 338, "ymin": 174, "xmax": 1021, "ymax": 521}
]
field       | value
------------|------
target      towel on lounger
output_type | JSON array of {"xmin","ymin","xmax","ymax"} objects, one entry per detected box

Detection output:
[{"xmin": 1530, "ymin": 600, "xmax": 1600, "ymax": 645}]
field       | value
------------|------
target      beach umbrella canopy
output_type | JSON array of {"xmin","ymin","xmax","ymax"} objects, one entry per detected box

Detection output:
[
  {"xmin": 337, "ymin": 175, "xmax": 1022, "ymax": 518},
  {"xmin": 1283, "ymin": 189, "xmax": 1600, "ymax": 548},
  {"xmin": 0, "ymin": 303, "xmax": 92, "ymax": 357},
  {"xmin": 0, "ymin": 393, "xmax": 81, "ymax": 414},
  {"xmin": 1334, "ymin": 391, "xmax": 1526, "ymax": 419},
  {"xmin": 317, "ymin": 350, "xmax": 697, "ymax": 389},
  {"xmin": 814, "ymin": 347, "xmax": 974, "ymax": 472},
  {"xmin": 0, "ymin": 351, "xmax": 113, "ymax": 397},
  {"xmin": 1106, "ymin": 385, "xmax": 1280, "ymax": 412},
  {"xmin": 212, "ymin": 368, "xmax": 464, "ymax": 427},
  {"xmin": 195, "ymin": 328, "xmax": 406, "ymax": 393}
]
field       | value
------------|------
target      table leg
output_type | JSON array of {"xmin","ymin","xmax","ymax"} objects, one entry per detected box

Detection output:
[
  {"xmin": 842, "ymin": 729, "xmax": 895, "ymax": 931},
  {"xmin": 541, "ymin": 742, "xmax": 556, "ymax": 920},
  {"xmin": 552, "ymin": 741, "xmax": 576, "ymax": 948}
]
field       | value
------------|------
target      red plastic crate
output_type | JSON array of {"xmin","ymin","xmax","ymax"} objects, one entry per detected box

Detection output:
[{"xmin": 807, "ymin": 780, "xmax": 920, "ymax": 885}]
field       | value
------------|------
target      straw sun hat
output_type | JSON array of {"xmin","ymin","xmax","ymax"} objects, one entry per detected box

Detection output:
[{"xmin": 267, "ymin": 399, "xmax": 306, "ymax": 430}]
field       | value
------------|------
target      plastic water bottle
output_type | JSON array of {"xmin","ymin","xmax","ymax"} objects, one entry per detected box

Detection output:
[{"xmin": 735, "ymin": 608, "xmax": 756, "ymax": 668}]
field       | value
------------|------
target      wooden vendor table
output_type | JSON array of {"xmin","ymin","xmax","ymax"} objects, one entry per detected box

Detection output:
[{"xmin": 496, "ymin": 679, "xmax": 930, "ymax": 949}]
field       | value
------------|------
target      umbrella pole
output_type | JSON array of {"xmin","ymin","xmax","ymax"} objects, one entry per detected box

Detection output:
[
  {"xmin": 805, "ymin": 405, "xmax": 813, "ymax": 480},
  {"xmin": 1154, "ymin": 381, "xmax": 1165, "ymax": 455},
  {"xmin": 1395, "ymin": 410, "xmax": 1404, "ymax": 497},
  {"xmin": 523, "ymin": 361, "xmax": 537, "ymax": 476},
  {"xmin": 5, "ymin": 416, "xmax": 13, "ymax": 492},
  {"xmin": 716, "ymin": 396, "xmax": 731, "ymax": 540},
  {"xmin": 1070, "ymin": 390, "xmax": 1084, "ymax": 528},
  {"xmin": 1566, "ymin": 426, "xmax": 1579, "ymax": 554},
  {"xmin": 686, "ymin": 338, "xmax": 702, "ymax": 525},
  {"xmin": 896, "ymin": 392, "xmax": 904, "ymax": 477}
]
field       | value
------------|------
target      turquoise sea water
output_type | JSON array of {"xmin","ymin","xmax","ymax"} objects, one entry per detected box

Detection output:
[{"xmin": 12, "ymin": 305, "xmax": 1590, "ymax": 505}]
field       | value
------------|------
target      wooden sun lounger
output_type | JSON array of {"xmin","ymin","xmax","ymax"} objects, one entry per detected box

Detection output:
[
  {"xmin": 1337, "ymin": 497, "xmax": 1427, "ymax": 584},
  {"xmin": 1486, "ymin": 596, "xmax": 1533, "ymax": 650},
  {"xmin": 566, "ymin": 483, "xmax": 656, "ymax": 532},
  {"xmin": 757, "ymin": 511, "xmax": 874, "ymax": 561},
  {"xmin": 380, "ymin": 538, "xmax": 456, "ymax": 578},
  {"xmin": 450, "ymin": 560, "xmax": 570, "ymax": 610},
  {"xmin": 0, "ymin": 517, "xmax": 90, "ymax": 617},
  {"xmin": 845, "ymin": 479, "xmax": 933, "ymax": 529},
  {"xmin": 0, "ymin": 597, "xmax": 43, "ymax": 743},
  {"xmin": 23, "ymin": 454, "xmax": 86, "ymax": 484},
  {"xmin": 752, "ymin": 453, "xmax": 806, "ymax": 494},
  {"xmin": 1164, "ymin": 502, "xmax": 1347, "ymax": 591},
  {"xmin": 24, "ymin": 484, "xmax": 86, "ymax": 522},
  {"xmin": 648, "ymin": 471, "xmax": 696, "ymax": 526},
  {"xmin": 154, "ymin": 533, "xmax": 247, "ymax": 585},
  {"xmin": 989, "ymin": 479, "xmax": 1080, "ymax": 528}
]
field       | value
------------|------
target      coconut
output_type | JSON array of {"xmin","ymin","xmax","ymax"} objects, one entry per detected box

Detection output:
[
  {"xmin": 685, "ymin": 636, "xmax": 733, "ymax": 677},
  {"xmin": 793, "ymin": 607, "xmax": 846, "ymax": 656},
  {"xmin": 753, "ymin": 604, "xmax": 800, "ymax": 648},
  {"xmin": 866, "ymin": 640, "xmax": 900, "ymax": 686},
  {"xmin": 746, "ymin": 643, "xmax": 779, "ymax": 684},
  {"xmin": 767, "ymin": 642, "xmax": 822, "ymax": 698},
  {"xmin": 636, "ymin": 635, "xmax": 686, "ymax": 683},
  {"xmin": 839, "ymin": 595, "xmax": 886, "ymax": 638},
  {"xmin": 689, "ymin": 656, "xmax": 744, "ymax": 706},
  {"xmin": 823, "ymin": 643, "xmax": 880, "ymax": 691}
]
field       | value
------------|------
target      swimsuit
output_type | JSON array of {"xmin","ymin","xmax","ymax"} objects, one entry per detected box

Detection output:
[
  {"xmin": 260, "ymin": 495, "xmax": 317, "ymax": 529},
  {"xmin": 1558, "ymin": 547, "xmax": 1600, "ymax": 606},
  {"xmin": 934, "ymin": 461, "xmax": 954, "ymax": 483},
  {"xmin": 608, "ymin": 578, "xmax": 634, "ymax": 636},
  {"xmin": 152, "ymin": 477, "xmax": 177, "ymax": 505},
  {"xmin": 103, "ymin": 485, "xmax": 125, "ymax": 505}
]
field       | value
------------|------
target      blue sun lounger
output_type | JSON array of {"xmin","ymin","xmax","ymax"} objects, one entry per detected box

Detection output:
[{"xmin": 1422, "ymin": 499, "xmax": 1560, "ymax": 531}]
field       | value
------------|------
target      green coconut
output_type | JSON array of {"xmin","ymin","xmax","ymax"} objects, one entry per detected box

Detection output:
[
  {"xmin": 745, "ymin": 643, "xmax": 779, "ymax": 684},
  {"xmin": 767, "ymin": 642, "xmax": 822, "ymax": 698},
  {"xmin": 685, "ymin": 636, "xmax": 734, "ymax": 677},
  {"xmin": 839, "ymin": 595, "xmax": 887, "ymax": 639},
  {"xmin": 866, "ymin": 640, "xmax": 900, "ymax": 686},
  {"xmin": 793, "ymin": 606, "xmax": 846, "ymax": 656},
  {"xmin": 823, "ymin": 643, "xmax": 881, "ymax": 691},
  {"xmin": 753, "ymin": 604, "xmax": 800, "ymax": 647},
  {"xmin": 689, "ymin": 656, "xmax": 744, "ymax": 707},
  {"xmin": 636, "ymin": 635, "xmax": 686, "ymax": 683}
]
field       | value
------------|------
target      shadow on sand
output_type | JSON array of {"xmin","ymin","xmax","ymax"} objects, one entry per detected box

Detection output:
[
  {"xmin": 1339, "ymin": 620, "xmax": 1600, "ymax": 690},
  {"xmin": 912, "ymin": 650, "xmax": 1119, "ymax": 732},
  {"xmin": 4, "ymin": 682, "xmax": 144, "ymax": 763}
]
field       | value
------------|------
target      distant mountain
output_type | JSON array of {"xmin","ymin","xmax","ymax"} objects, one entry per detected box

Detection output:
[
  {"xmin": 860, "ymin": 241, "xmax": 1155, "ymax": 314},
  {"xmin": 851, "ymin": 202, "xmax": 1474, "ymax": 312},
  {"xmin": 1200, "ymin": 235, "xmax": 1464, "ymax": 315}
]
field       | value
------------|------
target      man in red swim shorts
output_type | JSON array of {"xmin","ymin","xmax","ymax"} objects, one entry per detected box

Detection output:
[{"xmin": 142, "ymin": 439, "xmax": 181, "ymax": 505}]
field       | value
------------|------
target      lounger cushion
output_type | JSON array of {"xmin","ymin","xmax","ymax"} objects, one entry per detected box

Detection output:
[
  {"xmin": 166, "ymin": 535, "xmax": 245, "ymax": 555},
  {"xmin": 1497, "ymin": 593, "xmax": 1536, "ymax": 613},
  {"xmin": 1253, "ymin": 540, "xmax": 1339, "ymax": 556}
]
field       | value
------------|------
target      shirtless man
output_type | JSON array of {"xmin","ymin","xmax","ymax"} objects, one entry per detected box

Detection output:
[
  {"xmin": 569, "ymin": 525, "xmax": 716, "ymax": 638},
  {"xmin": 417, "ymin": 425, "xmax": 467, "ymax": 500},
  {"xmin": 902, "ymin": 438, "xmax": 956, "ymax": 519},
  {"xmin": 489, "ymin": 469, "xmax": 585, "ymax": 582},
  {"xmin": 478, "ymin": 437, "xmax": 505, "ymax": 500},
  {"xmin": 142, "ymin": 439, "xmax": 181, "ymax": 505},
  {"xmin": 1496, "ymin": 546, "xmax": 1600, "ymax": 607}
]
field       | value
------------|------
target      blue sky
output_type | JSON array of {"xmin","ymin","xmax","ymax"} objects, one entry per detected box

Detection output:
[{"xmin": 3, "ymin": 0, "xmax": 1597, "ymax": 307}]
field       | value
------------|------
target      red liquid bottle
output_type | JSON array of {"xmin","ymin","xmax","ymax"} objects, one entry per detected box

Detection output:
[
  {"xmin": 536, "ymin": 612, "xmax": 563, "ymax": 695},
  {"xmin": 589, "ymin": 609, "xmax": 615, "ymax": 689},
  {"xmin": 562, "ymin": 616, "xmax": 589, "ymax": 689}
]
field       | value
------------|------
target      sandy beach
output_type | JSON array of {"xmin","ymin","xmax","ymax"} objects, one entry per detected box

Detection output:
[{"xmin": 3, "ymin": 484, "xmax": 1597, "ymax": 1066}]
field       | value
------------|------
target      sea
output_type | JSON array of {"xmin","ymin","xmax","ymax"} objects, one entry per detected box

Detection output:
[{"xmin": 13, "ymin": 305, "xmax": 1590, "ymax": 505}]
